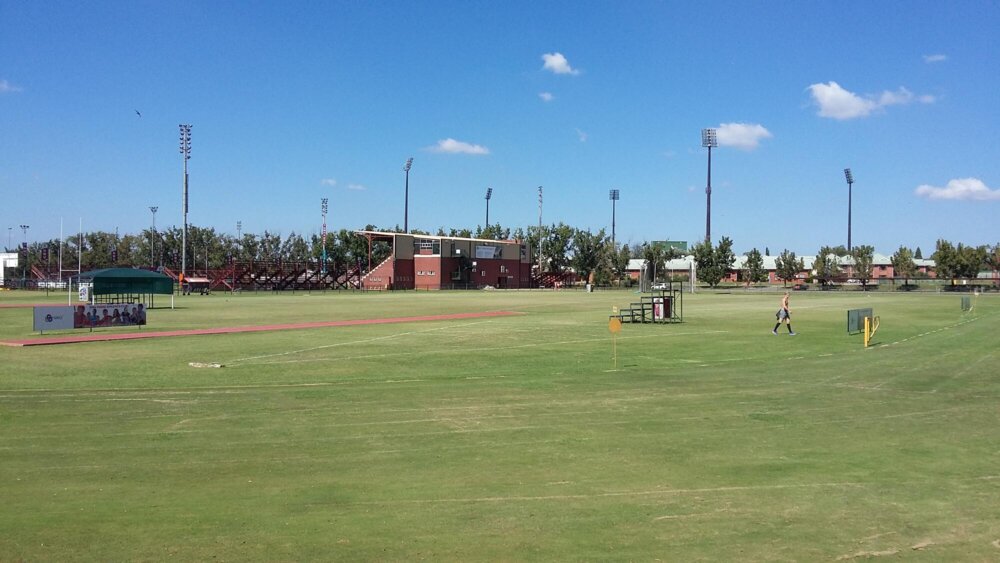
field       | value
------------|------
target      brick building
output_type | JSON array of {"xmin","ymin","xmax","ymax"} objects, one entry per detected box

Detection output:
[{"xmin": 357, "ymin": 231, "xmax": 533, "ymax": 290}]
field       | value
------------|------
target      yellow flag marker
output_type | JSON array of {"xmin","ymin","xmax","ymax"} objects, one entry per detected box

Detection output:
[{"xmin": 609, "ymin": 315, "xmax": 622, "ymax": 369}]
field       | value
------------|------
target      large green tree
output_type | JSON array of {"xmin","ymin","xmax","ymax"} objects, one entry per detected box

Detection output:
[
  {"xmin": 890, "ymin": 246, "xmax": 917, "ymax": 287},
  {"xmin": 610, "ymin": 243, "xmax": 631, "ymax": 286},
  {"xmin": 692, "ymin": 236, "xmax": 735, "ymax": 288},
  {"xmin": 639, "ymin": 242, "xmax": 677, "ymax": 287},
  {"xmin": 569, "ymin": 228, "xmax": 609, "ymax": 284},
  {"xmin": 813, "ymin": 246, "xmax": 842, "ymax": 286},
  {"xmin": 742, "ymin": 248, "xmax": 768, "ymax": 285},
  {"xmin": 541, "ymin": 223, "xmax": 574, "ymax": 274},
  {"xmin": 989, "ymin": 243, "xmax": 1000, "ymax": 287},
  {"xmin": 775, "ymin": 249, "xmax": 804, "ymax": 287},
  {"xmin": 851, "ymin": 245, "xmax": 875, "ymax": 290}
]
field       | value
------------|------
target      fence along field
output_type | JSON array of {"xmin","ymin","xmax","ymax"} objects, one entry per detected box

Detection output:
[{"xmin": 0, "ymin": 290, "xmax": 998, "ymax": 560}]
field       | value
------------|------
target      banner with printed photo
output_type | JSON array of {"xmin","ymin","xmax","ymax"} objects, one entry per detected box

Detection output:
[{"xmin": 70, "ymin": 303, "xmax": 147, "ymax": 329}]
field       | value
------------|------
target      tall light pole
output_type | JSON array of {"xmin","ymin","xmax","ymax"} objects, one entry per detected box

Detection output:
[
  {"xmin": 19, "ymin": 224, "xmax": 29, "ymax": 282},
  {"xmin": 321, "ymin": 198, "xmax": 329, "ymax": 274},
  {"xmin": 6, "ymin": 227, "xmax": 11, "ymax": 251},
  {"xmin": 702, "ymin": 128, "xmax": 718, "ymax": 243},
  {"xmin": 403, "ymin": 157, "xmax": 413, "ymax": 233},
  {"xmin": 234, "ymin": 220, "xmax": 242, "ymax": 293},
  {"xmin": 179, "ymin": 124, "xmax": 192, "ymax": 284},
  {"xmin": 844, "ymin": 168, "xmax": 854, "ymax": 251},
  {"xmin": 609, "ymin": 189, "xmax": 620, "ymax": 250},
  {"xmin": 149, "ymin": 206, "xmax": 158, "ymax": 267},
  {"xmin": 484, "ymin": 187, "xmax": 493, "ymax": 232},
  {"xmin": 537, "ymin": 186, "xmax": 544, "ymax": 276}
]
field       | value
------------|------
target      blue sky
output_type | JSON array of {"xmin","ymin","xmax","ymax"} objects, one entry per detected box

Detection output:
[{"xmin": 2, "ymin": 1, "xmax": 999, "ymax": 255}]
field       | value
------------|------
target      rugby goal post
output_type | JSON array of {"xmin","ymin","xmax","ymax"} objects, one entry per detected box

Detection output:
[{"xmin": 863, "ymin": 315, "xmax": 880, "ymax": 348}]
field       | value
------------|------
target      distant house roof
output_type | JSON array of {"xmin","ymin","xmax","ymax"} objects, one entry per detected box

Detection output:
[{"xmin": 627, "ymin": 253, "xmax": 936, "ymax": 272}]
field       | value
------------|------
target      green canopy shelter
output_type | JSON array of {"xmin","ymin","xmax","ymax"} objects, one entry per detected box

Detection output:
[{"xmin": 74, "ymin": 268, "xmax": 175, "ymax": 308}]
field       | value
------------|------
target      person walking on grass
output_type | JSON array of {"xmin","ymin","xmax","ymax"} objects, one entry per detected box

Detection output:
[{"xmin": 773, "ymin": 291, "xmax": 796, "ymax": 335}]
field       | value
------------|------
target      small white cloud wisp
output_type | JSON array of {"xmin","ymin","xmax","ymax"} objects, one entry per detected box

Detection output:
[
  {"xmin": 539, "ymin": 92, "xmax": 554, "ymax": 102},
  {"xmin": 541, "ymin": 52, "xmax": 580, "ymax": 75},
  {"xmin": 915, "ymin": 178, "xmax": 1000, "ymax": 201},
  {"xmin": 427, "ymin": 138, "xmax": 490, "ymax": 155},
  {"xmin": 320, "ymin": 178, "xmax": 337, "ymax": 187},
  {"xmin": 0, "ymin": 79, "xmax": 23, "ymax": 93},
  {"xmin": 923, "ymin": 54, "xmax": 947, "ymax": 63}
]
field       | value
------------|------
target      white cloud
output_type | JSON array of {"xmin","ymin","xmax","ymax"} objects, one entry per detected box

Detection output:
[
  {"xmin": 427, "ymin": 138, "xmax": 490, "ymax": 155},
  {"xmin": 807, "ymin": 81, "xmax": 934, "ymax": 120},
  {"xmin": 716, "ymin": 122, "xmax": 772, "ymax": 150},
  {"xmin": 541, "ymin": 52, "xmax": 580, "ymax": 75},
  {"xmin": 0, "ymin": 79, "xmax": 23, "ymax": 93},
  {"xmin": 915, "ymin": 178, "xmax": 1000, "ymax": 201},
  {"xmin": 575, "ymin": 128, "xmax": 588, "ymax": 142},
  {"xmin": 539, "ymin": 92, "xmax": 554, "ymax": 102},
  {"xmin": 320, "ymin": 178, "xmax": 337, "ymax": 187},
  {"xmin": 807, "ymin": 82, "xmax": 878, "ymax": 119},
  {"xmin": 923, "ymin": 54, "xmax": 947, "ymax": 63},
  {"xmin": 347, "ymin": 183, "xmax": 367, "ymax": 191}
]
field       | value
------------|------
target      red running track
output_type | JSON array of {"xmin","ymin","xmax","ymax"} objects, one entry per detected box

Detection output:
[{"xmin": 0, "ymin": 311, "xmax": 520, "ymax": 347}]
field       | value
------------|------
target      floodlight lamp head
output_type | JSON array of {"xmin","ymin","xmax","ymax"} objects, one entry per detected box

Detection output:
[
  {"xmin": 701, "ymin": 128, "xmax": 718, "ymax": 148},
  {"xmin": 404, "ymin": 157, "xmax": 413, "ymax": 172},
  {"xmin": 609, "ymin": 189, "xmax": 620, "ymax": 200},
  {"xmin": 844, "ymin": 168, "xmax": 854, "ymax": 184},
  {"xmin": 485, "ymin": 187, "xmax": 492, "ymax": 200}
]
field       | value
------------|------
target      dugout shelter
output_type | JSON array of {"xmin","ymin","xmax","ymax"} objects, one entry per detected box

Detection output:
[{"xmin": 74, "ymin": 268, "xmax": 174, "ymax": 307}]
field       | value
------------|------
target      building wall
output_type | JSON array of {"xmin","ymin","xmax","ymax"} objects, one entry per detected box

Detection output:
[
  {"xmin": 394, "ymin": 259, "xmax": 415, "ymax": 289},
  {"xmin": 414, "ymin": 255, "xmax": 443, "ymax": 290},
  {"xmin": 363, "ymin": 256, "xmax": 394, "ymax": 289}
]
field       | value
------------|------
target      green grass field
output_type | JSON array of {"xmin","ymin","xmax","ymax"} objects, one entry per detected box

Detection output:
[{"xmin": 1, "ymin": 288, "xmax": 998, "ymax": 560}]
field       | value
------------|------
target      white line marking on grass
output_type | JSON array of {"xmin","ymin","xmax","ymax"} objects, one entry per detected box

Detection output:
[
  {"xmin": 350, "ymin": 481, "xmax": 864, "ymax": 506},
  {"xmin": 224, "ymin": 320, "xmax": 498, "ymax": 365},
  {"xmin": 235, "ymin": 330, "xmax": 730, "ymax": 367}
]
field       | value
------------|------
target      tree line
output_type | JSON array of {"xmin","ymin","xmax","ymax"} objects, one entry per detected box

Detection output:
[{"xmin": 6, "ymin": 223, "xmax": 998, "ymax": 287}]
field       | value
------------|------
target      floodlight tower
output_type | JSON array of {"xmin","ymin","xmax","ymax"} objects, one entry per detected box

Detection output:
[
  {"xmin": 179, "ymin": 124, "xmax": 192, "ymax": 283},
  {"xmin": 702, "ymin": 128, "xmax": 718, "ymax": 243},
  {"xmin": 236, "ymin": 220, "xmax": 242, "ymax": 261},
  {"xmin": 844, "ymin": 168, "xmax": 854, "ymax": 251},
  {"xmin": 19, "ymin": 224, "xmax": 29, "ymax": 282},
  {"xmin": 537, "ymin": 186, "xmax": 544, "ymax": 276},
  {"xmin": 609, "ymin": 189, "xmax": 620, "ymax": 250},
  {"xmin": 149, "ymin": 206, "xmax": 158, "ymax": 267},
  {"xmin": 403, "ymin": 157, "xmax": 413, "ymax": 233},
  {"xmin": 484, "ymin": 187, "xmax": 493, "ymax": 231},
  {"xmin": 321, "ymin": 198, "xmax": 329, "ymax": 274}
]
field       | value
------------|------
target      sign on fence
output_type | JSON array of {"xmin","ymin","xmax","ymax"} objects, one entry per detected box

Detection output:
[{"xmin": 33, "ymin": 303, "xmax": 147, "ymax": 333}]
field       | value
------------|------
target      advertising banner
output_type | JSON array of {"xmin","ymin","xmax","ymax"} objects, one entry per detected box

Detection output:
[
  {"xmin": 37, "ymin": 304, "xmax": 149, "ymax": 331},
  {"xmin": 33, "ymin": 306, "xmax": 76, "ymax": 332},
  {"xmin": 79, "ymin": 283, "xmax": 90, "ymax": 302}
]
